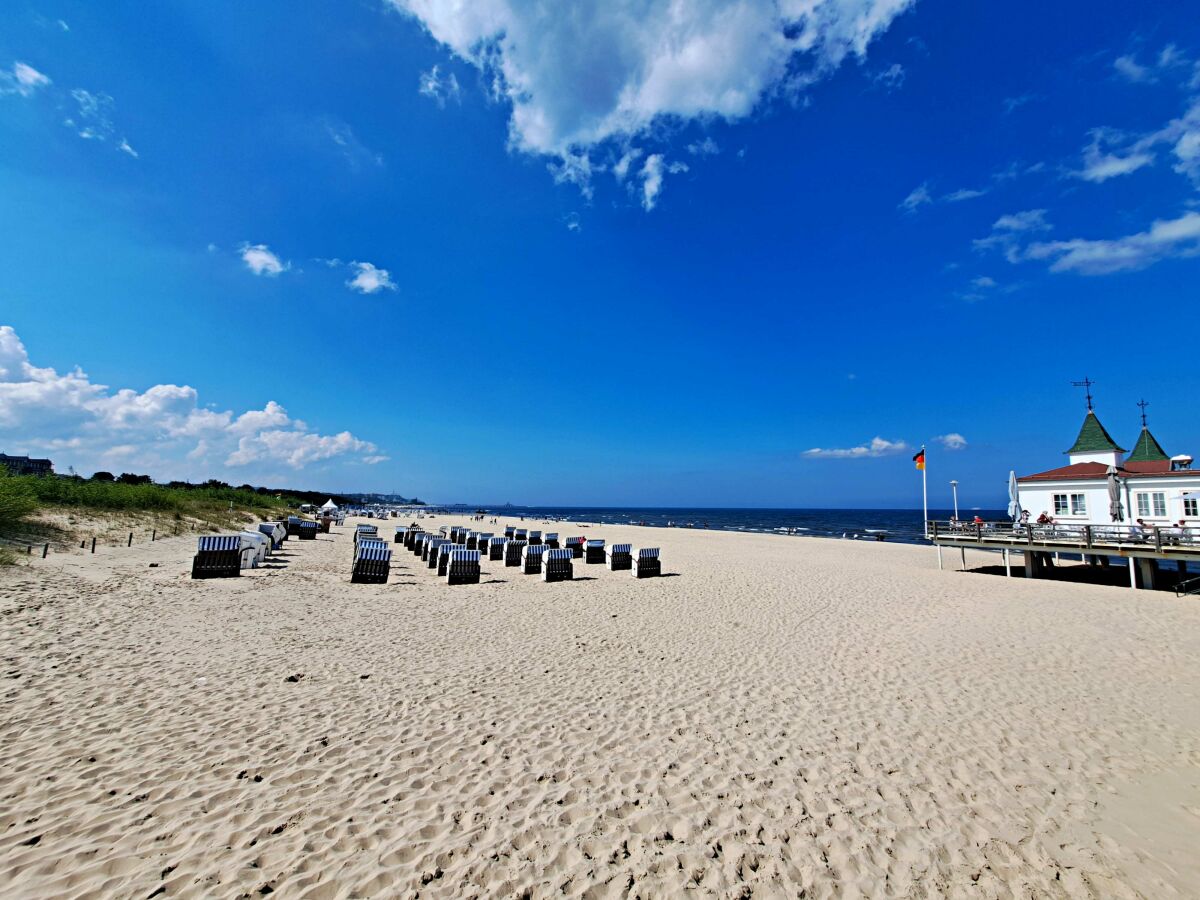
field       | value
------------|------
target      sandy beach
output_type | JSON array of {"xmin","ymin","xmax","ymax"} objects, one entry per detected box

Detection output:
[{"xmin": 2, "ymin": 515, "xmax": 1199, "ymax": 898}]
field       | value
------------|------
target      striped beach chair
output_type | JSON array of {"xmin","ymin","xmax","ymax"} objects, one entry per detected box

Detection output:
[
  {"xmin": 258, "ymin": 522, "xmax": 285, "ymax": 550},
  {"xmin": 606, "ymin": 543, "xmax": 632, "ymax": 570},
  {"xmin": 191, "ymin": 535, "xmax": 243, "ymax": 579},
  {"xmin": 425, "ymin": 537, "xmax": 447, "ymax": 567},
  {"xmin": 394, "ymin": 526, "xmax": 408, "ymax": 544},
  {"xmin": 352, "ymin": 543, "xmax": 391, "ymax": 584},
  {"xmin": 286, "ymin": 515, "xmax": 303, "ymax": 537},
  {"xmin": 528, "ymin": 530, "xmax": 542, "ymax": 546},
  {"xmin": 446, "ymin": 548, "xmax": 481, "ymax": 585},
  {"xmin": 521, "ymin": 543, "xmax": 547, "ymax": 575},
  {"xmin": 449, "ymin": 526, "xmax": 463, "ymax": 544},
  {"xmin": 488, "ymin": 536, "xmax": 507, "ymax": 561},
  {"xmin": 298, "ymin": 521, "xmax": 320, "ymax": 540},
  {"xmin": 504, "ymin": 525, "xmax": 515, "ymax": 539},
  {"xmin": 584, "ymin": 539, "xmax": 606, "ymax": 564},
  {"xmin": 438, "ymin": 526, "xmax": 449, "ymax": 538},
  {"xmin": 514, "ymin": 528, "xmax": 528, "ymax": 542},
  {"xmin": 466, "ymin": 531, "xmax": 480, "ymax": 550},
  {"xmin": 542, "ymin": 547, "xmax": 573, "ymax": 582},
  {"xmin": 414, "ymin": 532, "xmax": 431, "ymax": 556},
  {"xmin": 504, "ymin": 539, "xmax": 527, "ymax": 567},
  {"xmin": 240, "ymin": 530, "xmax": 269, "ymax": 565},
  {"xmin": 405, "ymin": 528, "xmax": 424, "ymax": 550},
  {"xmin": 437, "ymin": 543, "xmax": 464, "ymax": 577},
  {"xmin": 632, "ymin": 548, "xmax": 661, "ymax": 578},
  {"xmin": 355, "ymin": 524, "xmax": 379, "ymax": 545},
  {"xmin": 544, "ymin": 533, "xmax": 560, "ymax": 549},
  {"xmin": 565, "ymin": 536, "xmax": 585, "ymax": 558}
]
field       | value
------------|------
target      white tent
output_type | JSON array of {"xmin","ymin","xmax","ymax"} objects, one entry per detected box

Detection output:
[{"xmin": 320, "ymin": 498, "xmax": 339, "ymax": 511}]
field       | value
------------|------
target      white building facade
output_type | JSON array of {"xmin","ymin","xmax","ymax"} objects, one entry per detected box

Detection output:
[{"xmin": 1016, "ymin": 409, "xmax": 1199, "ymax": 529}]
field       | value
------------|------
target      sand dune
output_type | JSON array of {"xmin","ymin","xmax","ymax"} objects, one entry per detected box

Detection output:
[{"xmin": 2, "ymin": 516, "xmax": 1198, "ymax": 898}]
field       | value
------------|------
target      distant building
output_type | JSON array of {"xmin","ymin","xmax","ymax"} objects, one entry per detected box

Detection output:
[
  {"xmin": 0, "ymin": 453, "xmax": 54, "ymax": 476},
  {"xmin": 1017, "ymin": 405, "xmax": 1197, "ymax": 527}
]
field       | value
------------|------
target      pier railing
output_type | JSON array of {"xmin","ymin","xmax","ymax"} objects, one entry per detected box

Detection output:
[{"xmin": 927, "ymin": 520, "xmax": 1198, "ymax": 552}]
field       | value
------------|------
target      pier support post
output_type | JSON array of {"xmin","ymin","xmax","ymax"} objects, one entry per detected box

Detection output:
[
  {"xmin": 1136, "ymin": 558, "xmax": 1157, "ymax": 591},
  {"xmin": 960, "ymin": 548, "xmax": 966, "ymax": 571},
  {"xmin": 1128, "ymin": 557, "xmax": 1137, "ymax": 589},
  {"xmin": 936, "ymin": 545, "xmax": 943, "ymax": 570},
  {"xmin": 1024, "ymin": 551, "xmax": 1037, "ymax": 579},
  {"xmin": 1004, "ymin": 548, "xmax": 1011, "ymax": 577}
]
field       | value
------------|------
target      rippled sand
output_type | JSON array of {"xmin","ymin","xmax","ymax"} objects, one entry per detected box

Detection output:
[{"xmin": 2, "ymin": 515, "xmax": 1198, "ymax": 898}]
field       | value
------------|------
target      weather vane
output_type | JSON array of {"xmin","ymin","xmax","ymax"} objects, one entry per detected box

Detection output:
[
  {"xmin": 1071, "ymin": 377, "xmax": 1095, "ymax": 411},
  {"xmin": 1137, "ymin": 398, "xmax": 1149, "ymax": 427}
]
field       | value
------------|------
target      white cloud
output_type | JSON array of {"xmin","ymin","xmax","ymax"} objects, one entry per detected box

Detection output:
[
  {"xmin": 548, "ymin": 151, "xmax": 596, "ymax": 198},
  {"xmin": 872, "ymin": 62, "xmax": 905, "ymax": 92},
  {"xmin": 640, "ymin": 154, "xmax": 665, "ymax": 211},
  {"xmin": 1113, "ymin": 54, "xmax": 1153, "ymax": 84},
  {"xmin": 240, "ymin": 243, "xmax": 288, "ymax": 277},
  {"xmin": 418, "ymin": 64, "xmax": 461, "ymax": 107},
  {"xmin": 902, "ymin": 181, "xmax": 988, "ymax": 212},
  {"xmin": 687, "ymin": 136, "xmax": 720, "ymax": 156},
  {"xmin": 970, "ymin": 276, "xmax": 996, "ymax": 289},
  {"xmin": 346, "ymin": 261, "xmax": 397, "ymax": 294},
  {"xmin": 899, "ymin": 182, "xmax": 932, "ymax": 213},
  {"xmin": 324, "ymin": 119, "xmax": 384, "ymax": 169},
  {"xmin": 612, "ymin": 147, "xmax": 643, "ymax": 181},
  {"xmin": 66, "ymin": 88, "xmax": 115, "ymax": 141},
  {"xmin": 1021, "ymin": 211, "xmax": 1200, "ymax": 275},
  {"xmin": 992, "ymin": 209, "xmax": 1051, "ymax": 232},
  {"xmin": 389, "ymin": 0, "xmax": 914, "ymax": 193},
  {"xmin": 1071, "ymin": 129, "xmax": 1154, "ymax": 183},
  {"xmin": 0, "ymin": 325, "xmax": 380, "ymax": 478},
  {"xmin": 0, "ymin": 61, "xmax": 52, "ymax": 97},
  {"xmin": 117, "ymin": 138, "xmax": 138, "ymax": 158},
  {"xmin": 934, "ymin": 432, "xmax": 967, "ymax": 450},
  {"xmin": 803, "ymin": 436, "xmax": 910, "ymax": 459}
]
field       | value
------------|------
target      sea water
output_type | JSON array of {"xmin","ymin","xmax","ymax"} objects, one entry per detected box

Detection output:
[{"xmin": 469, "ymin": 507, "xmax": 1005, "ymax": 546}]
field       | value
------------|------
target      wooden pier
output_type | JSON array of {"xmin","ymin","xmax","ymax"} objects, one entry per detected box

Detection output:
[{"xmin": 926, "ymin": 520, "xmax": 1199, "ymax": 591}]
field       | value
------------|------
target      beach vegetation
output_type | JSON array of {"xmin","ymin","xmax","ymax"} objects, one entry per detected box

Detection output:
[{"xmin": 0, "ymin": 469, "xmax": 38, "ymax": 527}]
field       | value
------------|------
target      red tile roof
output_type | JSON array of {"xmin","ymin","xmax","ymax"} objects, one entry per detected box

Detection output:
[{"xmin": 1019, "ymin": 461, "xmax": 1195, "ymax": 481}]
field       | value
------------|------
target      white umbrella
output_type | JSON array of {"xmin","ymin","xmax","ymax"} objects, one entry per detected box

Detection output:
[
  {"xmin": 1106, "ymin": 465, "xmax": 1124, "ymax": 522},
  {"xmin": 1007, "ymin": 471, "xmax": 1021, "ymax": 521}
]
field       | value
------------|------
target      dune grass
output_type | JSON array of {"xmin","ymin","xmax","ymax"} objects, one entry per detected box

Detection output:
[{"xmin": 0, "ymin": 471, "xmax": 298, "ymax": 543}]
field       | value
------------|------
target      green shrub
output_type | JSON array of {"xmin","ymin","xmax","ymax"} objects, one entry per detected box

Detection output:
[{"xmin": 0, "ymin": 470, "xmax": 37, "ymax": 527}]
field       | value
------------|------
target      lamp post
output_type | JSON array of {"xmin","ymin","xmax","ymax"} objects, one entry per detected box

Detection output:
[{"xmin": 950, "ymin": 480, "xmax": 959, "ymax": 519}]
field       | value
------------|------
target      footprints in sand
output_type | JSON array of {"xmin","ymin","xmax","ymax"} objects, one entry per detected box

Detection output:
[{"xmin": 0, "ymin": 518, "xmax": 1197, "ymax": 896}]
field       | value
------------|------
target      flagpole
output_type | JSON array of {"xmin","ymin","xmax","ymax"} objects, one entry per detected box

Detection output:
[{"xmin": 922, "ymin": 445, "xmax": 928, "ymax": 538}]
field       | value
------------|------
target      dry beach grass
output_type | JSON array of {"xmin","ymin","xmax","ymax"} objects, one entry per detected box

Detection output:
[{"xmin": 1, "ymin": 515, "xmax": 1198, "ymax": 898}]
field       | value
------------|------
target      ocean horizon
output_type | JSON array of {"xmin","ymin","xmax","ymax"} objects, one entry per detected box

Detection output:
[{"xmin": 440, "ymin": 506, "xmax": 1008, "ymax": 546}]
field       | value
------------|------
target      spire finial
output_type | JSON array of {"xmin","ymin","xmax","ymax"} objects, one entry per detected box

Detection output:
[
  {"xmin": 1137, "ymin": 398, "xmax": 1149, "ymax": 428},
  {"xmin": 1071, "ymin": 377, "xmax": 1095, "ymax": 411}
]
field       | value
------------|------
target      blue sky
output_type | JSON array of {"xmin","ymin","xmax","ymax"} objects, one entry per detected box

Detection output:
[{"xmin": 1, "ymin": 0, "xmax": 1197, "ymax": 507}]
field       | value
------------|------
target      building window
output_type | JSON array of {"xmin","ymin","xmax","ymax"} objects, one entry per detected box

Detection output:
[
  {"xmin": 1185, "ymin": 499, "xmax": 1199, "ymax": 517},
  {"xmin": 1052, "ymin": 493, "xmax": 1086, "ymax": 516},
  {"xmin": 1136, "ymin": 492, "xmax": 1168, "ymax": 517}
]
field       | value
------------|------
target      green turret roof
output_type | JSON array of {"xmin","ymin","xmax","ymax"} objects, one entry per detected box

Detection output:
[
  {"xmin": 1066, "ymin": 410, "xmax": 1126, "ymax": 455},
  {"xmin": 1125, "ymin": 427, "xmax": 1168, "ymax": 462}
]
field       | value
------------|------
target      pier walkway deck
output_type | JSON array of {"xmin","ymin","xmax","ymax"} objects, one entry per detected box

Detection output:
[{"xmin": 926, "ymin": 520, "xmax": 1199, "ymax": 590}]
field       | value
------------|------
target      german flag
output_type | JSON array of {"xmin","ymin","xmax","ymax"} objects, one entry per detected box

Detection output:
[{"xmin": 913, "ymin": 448, "xmax": 925, "ymax": 470}]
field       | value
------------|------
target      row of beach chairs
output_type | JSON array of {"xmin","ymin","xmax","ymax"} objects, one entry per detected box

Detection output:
[
  {"xmin": 191, "ymin": 520, "xmax": 293, "ymax": 578},
  {"xmin": 350, "ymin": 522, "xmax": 662, "ymax": 584}
]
